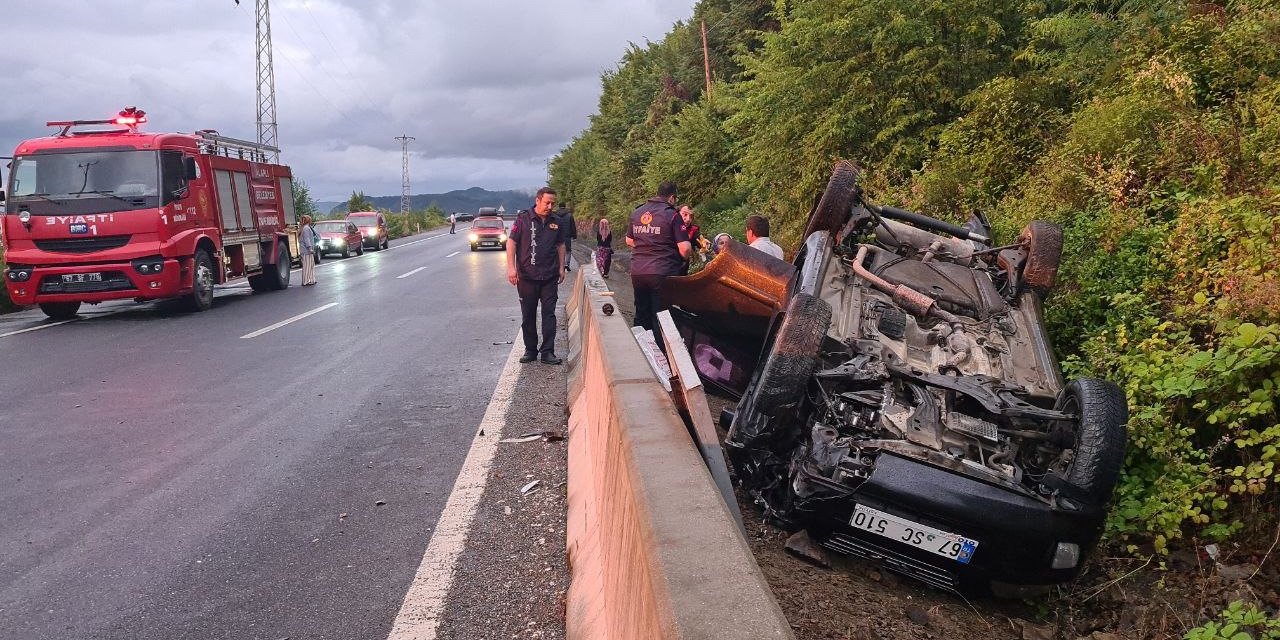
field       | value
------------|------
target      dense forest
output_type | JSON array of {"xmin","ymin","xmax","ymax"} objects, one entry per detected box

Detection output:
[{"xmin": 550, "ymin": 0, "xmax": 1280, "ymax": 557}]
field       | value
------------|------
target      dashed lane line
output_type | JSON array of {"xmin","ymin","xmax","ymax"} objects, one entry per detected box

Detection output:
[
  {"xmin": 386, "ymin": 339, "xmax": 523, "ymax": 640},
  {"xmin": 0, "ymin": 318, "xmax": 79, "ymax": 339},
  {"xmin": 396, "ymin": 266, "xmax": 428, "ymax": 279},
  {"xmin": 239, "ymin": 302, "xmax": 339, "ymax": 339},
  {"xmin": 445, "ymin": 251, "xmax": 460, "ymax": 258}
]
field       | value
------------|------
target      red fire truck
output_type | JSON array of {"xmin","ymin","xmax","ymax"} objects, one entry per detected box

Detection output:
[{"xmin": 1, "ymin": 107, "xmax": 304, "ymax": 319}]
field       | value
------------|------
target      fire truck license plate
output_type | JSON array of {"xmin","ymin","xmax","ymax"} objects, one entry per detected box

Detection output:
[
  {"xmin": 69, "ymin": 223, "xmax": 89, "ymax": 234},
  {"xmin": 62, "ymin": 272, "xmax": 103, "ymax": 283}
]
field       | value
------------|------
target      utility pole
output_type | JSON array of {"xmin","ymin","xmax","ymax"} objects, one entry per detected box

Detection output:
[
  {"xmin": 395, "ymin": 135, "xmax": 416, "ymax": 214},
  {"xmin": 701, "ymin": 19, "xmax": 713, "ymax": 101},
  {"xmin": 253, "ymin": 0, "xmax": 280, "ymax": 161}
]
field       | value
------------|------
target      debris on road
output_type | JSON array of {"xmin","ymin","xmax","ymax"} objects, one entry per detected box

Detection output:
[
  {"xmin": 500, "ymin": 431, "xmax": 567, "ymax": 444},
  {"xmin": 784, "ymin": 530, "xmax": 831, "ymax": 569},
  {"xmin": 375, "ymin": 500, "xmax": 387, "ymax": 506},
  {"xmin": 520, "ymin": 480, "xmax": 541, "ymax": 494}
]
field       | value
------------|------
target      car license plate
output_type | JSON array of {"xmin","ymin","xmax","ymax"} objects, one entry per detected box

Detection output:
[
  {"xmin": 851, "ymin": 504, "xmax": 978, "ymax": 564},
  {"xmin": 69, "ymin": 223, "xmax": 89, "ymax": 234},
  {"xmin": 61, "ymin": 272, "xmax": 103, "ymax": 283}
]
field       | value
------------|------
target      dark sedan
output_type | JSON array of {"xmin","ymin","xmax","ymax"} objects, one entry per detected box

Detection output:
[{"xmin": 666, "ymin": 162, "xmax": 1127, "ymax": 596}]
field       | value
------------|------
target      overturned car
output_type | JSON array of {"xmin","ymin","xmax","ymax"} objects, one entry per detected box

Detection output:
[{"xmin": 665, "ymin": 162, "xmax": 1127, "ymax": 593}]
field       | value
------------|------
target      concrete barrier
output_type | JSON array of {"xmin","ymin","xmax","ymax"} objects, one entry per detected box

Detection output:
[{"xmin": 565, "ymin": 265, "xmax": 794, "ymax": 640}]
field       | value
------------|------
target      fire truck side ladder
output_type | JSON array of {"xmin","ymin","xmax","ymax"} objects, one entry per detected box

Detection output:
[{"xmin": 194, "ymin": 130, "xmax": 280, "ymax": 163}]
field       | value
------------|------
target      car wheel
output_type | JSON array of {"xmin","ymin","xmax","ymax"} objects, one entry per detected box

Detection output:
[
  {"xmin": 182, "ymin": 249, "xmax": 215, "ymax": 312},
  {"xmin": 1020, "ymin": 220, "xmax": 1062, "ymax": 296},
  {"xmin": 470, "ymin": 244, "xmax": 477, "ymax": 252},
  {"xmin": 753, "ymin": 292, "xmax": 832, "ymax": 416},
  {"xmin": 314, "ymin": 247, "xmax": 322, "ymax": 264},
  {"xmin": 39, "ymin": 301, "xmax": 81, "ymax": 320},
  {"xmin": 382, "ymin": 238, "xmax": 389, "ymax": 250},
  {"xmin": 802, "ymin": 160, "xmax": 860, "ymax": 239},
  {"xmin": 356, "ymin": 244, "xmax": 364, "ymax": 256},
  {"xmin": 341, "ymin": 245, "xmax": 350, "ymax": 258},
  {"xmin": 1054, "ymin": 378, "xmax": 1128, "ymax": 503}
]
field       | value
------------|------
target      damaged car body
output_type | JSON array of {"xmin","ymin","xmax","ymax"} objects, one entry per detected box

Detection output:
[{"xmin": 665, "ymin": 161, "xmax": 1128, "ymax": 593}]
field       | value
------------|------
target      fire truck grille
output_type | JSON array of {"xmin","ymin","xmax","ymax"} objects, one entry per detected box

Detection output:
[
  {"xmin": 38, "ymin": 271, "xmax": 134, "ymax": 294},
  {"xmin": 34, "ymin": 235, "xmax": 132, "ymax": 253}
]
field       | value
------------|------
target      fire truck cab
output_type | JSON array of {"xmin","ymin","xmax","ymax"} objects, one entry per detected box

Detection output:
[{"xmin": 1, "ymin": 108, "xmax": 303, "ymax": 319}]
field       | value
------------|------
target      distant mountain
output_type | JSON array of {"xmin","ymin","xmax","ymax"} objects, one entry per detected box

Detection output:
[{"xmin": 323, "ymin": 187, "xmax": 535, "ymax": 216}]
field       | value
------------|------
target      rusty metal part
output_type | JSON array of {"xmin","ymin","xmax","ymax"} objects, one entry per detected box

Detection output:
[
  {"xmin": 663, "ymin": 238, "xmax": 796, "ymax": 342},
  {"xmin": 850, "ymin": 244, "xmax": 961, "ymax": 323}
]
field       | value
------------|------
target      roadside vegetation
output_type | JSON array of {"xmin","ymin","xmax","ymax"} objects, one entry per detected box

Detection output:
[{"xmin": 550, "ymin": 0, "xmax": 1280, "ymax": 629}]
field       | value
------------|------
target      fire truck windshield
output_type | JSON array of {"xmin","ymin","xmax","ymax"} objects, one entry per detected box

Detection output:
[{"xmin": 7, "ymin": 149, "xmax": 160, "ymax": 214}]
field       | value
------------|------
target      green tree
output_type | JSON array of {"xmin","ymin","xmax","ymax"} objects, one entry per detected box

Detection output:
[
  {"xmin": 292, "ymin": 177, "xmax": 319, "ymax": 220},
  {"xmin": 347, "ymin": 190, "xmax": 374, "ymax": 212}
]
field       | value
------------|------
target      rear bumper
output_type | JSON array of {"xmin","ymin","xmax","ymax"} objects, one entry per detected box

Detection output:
[
  {"xmin": 5, "ymin": 258, "xmax": 185, "ymax": 305},
  {"xmin": 803, "ymin": 453, "xmax": 1105, "ymax": 590}
]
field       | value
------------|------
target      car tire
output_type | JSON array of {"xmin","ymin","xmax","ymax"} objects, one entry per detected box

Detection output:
[
  {"xmin": 356, "ymin": 244, "xmax": 364, "ymax": 256},
  {"xmin": 802, "ymin": 160, "xmax": 860, "ymax": 239},
  {"xmin": 1020, "ymin": 220, "xmax": 1062, "ymax": 296},
  {"xmin": 470, "ymin": 244, "xmax": 477, "ymax": 252},
  {"xmin": 753, "ymin": 293, "xmax": 832, "ymax": 416},
  {"xmin": 341, "ymin": 245, "xmax": 350, "ymax": 258},
  {"xmin": 382, "ymin": 238, "xmax": 389, "ymax": 250},
  {"xmin": 1055, "ymin": 378, "xmax": 1128, "ymax": 503},
  {"xmin": 39, "ymin": 301, "xmax": 81, "ymax": 320},
  {"xmin": 182, "ymin": 249, "xmax": 215, "ymax": 312}
]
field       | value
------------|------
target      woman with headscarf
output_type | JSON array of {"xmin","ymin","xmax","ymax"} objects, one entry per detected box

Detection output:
[
  {"xmin": 595, "ymin": 218, "xmax": 614, "ymax": 277},
  {"xmin": 299, "ymin": 214, "xmax": 319, "ymax": 286}
]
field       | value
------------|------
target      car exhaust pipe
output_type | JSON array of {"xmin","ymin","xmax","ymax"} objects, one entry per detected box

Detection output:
[{"xmin": 850, "ymin": 245, "xmax": 961, "ymax": 324}]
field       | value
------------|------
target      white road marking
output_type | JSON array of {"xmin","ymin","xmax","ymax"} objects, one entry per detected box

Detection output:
[
  {"xmin": 387, "ymin": 340, "xmax": 523, "ymax": 640},
  {"xmin": 0, "ymin": 319, "xmax": 78, "ymax": 339},
  {"xmin": 385, "ymin": 233, "xmax": 447, "ymax": 251},
  {"xmin": 445, "ymin": 251, "xmax": 460, "ymax": 258},
  {"xmin": 239, "ymin": 302, "xmax": 339, "ymax": 339},
  {"xmin": 396, "ymin": 266, "xmax": 428, "ymax": 279}
]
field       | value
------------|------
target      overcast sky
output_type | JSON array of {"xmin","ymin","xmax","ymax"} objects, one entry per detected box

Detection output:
[{"xmin": 0, "ymin": 0, "xmax": 695, "ymax": 201}]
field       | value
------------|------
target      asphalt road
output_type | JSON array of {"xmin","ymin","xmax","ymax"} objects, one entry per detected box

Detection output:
[{"xmin": 0, "ymin": 230, "xmax": 523, "ymax": 639}]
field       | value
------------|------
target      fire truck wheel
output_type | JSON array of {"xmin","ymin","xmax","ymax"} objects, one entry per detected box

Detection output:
[
  {"xmin": 270, "ymin": 243, "xmax": 292, "ymax": 290},
  {"xmin": 39, "ymin": 301, "xmax": 81, "ymax": 320},
  {"xmin": 183, "ymin": 249, "xmax": 215, "ymax": 312}
]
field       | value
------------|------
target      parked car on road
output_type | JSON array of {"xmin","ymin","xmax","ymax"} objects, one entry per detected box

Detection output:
[
  {"xmin": 314, "ymin": 220, "xmax": 364, "ymax": 258},
  {"xmin": 453, "ymin": 212, "xmax": 475, "ymax": 223},
  {"xmin": 665, "ymin": 161, "xmax": 1128, "ymax": 595},
  {"xmin": 468, "ymin": 216, "xmax": 507, "ymax": 251},
  {"xmin": 347, "ymin": 211, "xmax": 389, "ymax": 251}
]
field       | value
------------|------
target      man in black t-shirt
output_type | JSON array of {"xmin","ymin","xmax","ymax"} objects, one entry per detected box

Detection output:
[
  {"xmin": 626, "ymin": 181, "xmax": 691, "ymax": 336},
  {"xmin": 506, "ymin": 187, "xmax": 567, "ymax": 364}
]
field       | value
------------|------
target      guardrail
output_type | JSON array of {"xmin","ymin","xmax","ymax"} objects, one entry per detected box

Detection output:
[{"xmin": 564, "ymin": 263, "xmax": 794, "ymax": 639}]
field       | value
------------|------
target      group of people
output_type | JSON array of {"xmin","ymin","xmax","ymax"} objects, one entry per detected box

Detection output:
[{"xmin": 505, "ymin": 182, "xmax": 787, "ymax": 367}]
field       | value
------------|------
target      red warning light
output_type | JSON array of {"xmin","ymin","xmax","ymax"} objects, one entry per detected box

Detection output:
[{"xmin": 115, "ymin": 107, "xmax": 147, "ymax": 127}]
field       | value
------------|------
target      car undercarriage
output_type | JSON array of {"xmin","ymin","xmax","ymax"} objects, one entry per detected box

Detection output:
[{"xmin": 666, "ymin": 162, "xmax": 1128, "ymax": 592}]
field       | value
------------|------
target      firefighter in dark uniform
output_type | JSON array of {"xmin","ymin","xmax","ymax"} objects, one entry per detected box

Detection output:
[
  {"xmin": 506, "ymin": 187, "xmax": 567, "ymax": 364},
  {"xmin": 626, "ymin": 181, "xmax": 691, "ymax": 338}
]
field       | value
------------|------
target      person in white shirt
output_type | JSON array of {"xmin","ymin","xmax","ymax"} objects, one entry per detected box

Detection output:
[{"xmin": 745, "ymin": 215, "xmax": 785, "ymax": 260}]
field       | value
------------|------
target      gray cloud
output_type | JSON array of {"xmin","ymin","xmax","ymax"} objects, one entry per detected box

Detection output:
[{"xmin": 0, "ymin": 0, "xmax": 693, "ymax": 200}]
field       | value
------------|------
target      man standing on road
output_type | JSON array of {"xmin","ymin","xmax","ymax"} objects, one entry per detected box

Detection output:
[
  {"xmin": 626, "ymin": 181, "xmax": 690, "ymax": 336},
  {"xmin": 746, "ymin": 215, "xmax": 785, "ymax": 260},
  {"xmin": 507, "ymin": 187, "xmax": 567, "ymax": 365},
  {"xmin": 558, "ymin": 203, "xmax": 577, "ymax": 272},
  {"xmin": 449, "ymin": 212, "xmax": 456, "ymax": 234}
]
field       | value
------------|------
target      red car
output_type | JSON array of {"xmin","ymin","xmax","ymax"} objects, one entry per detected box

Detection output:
[
  {"xmin": 347, "ymin": 211, "xmax": 389, "ymax": 250},
  {"xmin": 313, "ymin": 220, "xmax": 364, "ymax": 258},
  {"xmin": 469, "ymin": 216, "xmax": 507, "ymax": 251}
]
